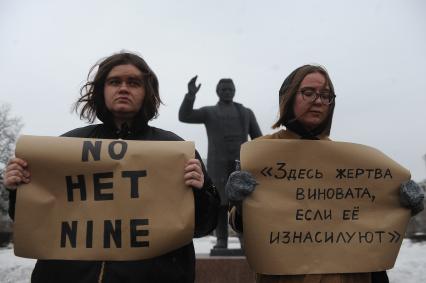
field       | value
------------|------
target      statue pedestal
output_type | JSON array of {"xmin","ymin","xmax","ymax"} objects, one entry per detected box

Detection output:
[
  {"xmin": 195, "ymin": 254, "xmax": 255, "ymax": 283},
  {"xmin": 209, "ymin": 247, "xmax": 245, "ymax": 256}
]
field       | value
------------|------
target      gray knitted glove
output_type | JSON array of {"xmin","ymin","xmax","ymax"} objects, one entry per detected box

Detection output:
[
  {"xmin": 400, "ymin": 180, "xmax": 424, "ymax": 216},
  {"xmin": 225, "ymin": 171, "xmax": 258, "ymax": 201}
]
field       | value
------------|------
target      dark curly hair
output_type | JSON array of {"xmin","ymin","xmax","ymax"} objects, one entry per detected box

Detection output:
[{"xmin": 74, "ymin": 52, "xmax": 162, "ymax": 124}]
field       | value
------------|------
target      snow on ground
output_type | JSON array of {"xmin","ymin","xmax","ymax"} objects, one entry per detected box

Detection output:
[
  {"xmin": 387, "ymin": 239, "xmax": 426, "ymax": 282},
  {"xmin": 0, "ymin": 244, "xmax": 34, "ymax": 283},
  {"xmin": 0, "ymin": 238, "xmax": 425, "ymax": 283}
]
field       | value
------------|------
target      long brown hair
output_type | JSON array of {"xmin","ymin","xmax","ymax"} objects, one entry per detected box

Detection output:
[
  {"xmin": 74, "ymin": 52, "xmax": 162, "ymax": 124},
  {"xmin": 272, "ymin": 65, "xmax": 336, "ymax": 136}
]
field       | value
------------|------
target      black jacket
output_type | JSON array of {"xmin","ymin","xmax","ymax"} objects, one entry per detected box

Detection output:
[{"xmin": 9, "ymin": 122, "xmax": 220, "ymax": 283}]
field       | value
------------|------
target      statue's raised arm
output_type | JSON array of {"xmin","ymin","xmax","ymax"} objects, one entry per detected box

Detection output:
[
  {"xmin": 188, "ymin": 75, "xmax": 201, "ymax": 96},
  {"xmin": 179, "ymin": 75, "xmax": 206, "ymax": 123}
]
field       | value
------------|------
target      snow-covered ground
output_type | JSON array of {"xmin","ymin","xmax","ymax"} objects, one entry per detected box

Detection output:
[{"xmin": 0, "ymin": 237, "xmax": 425, "ymax": 283}]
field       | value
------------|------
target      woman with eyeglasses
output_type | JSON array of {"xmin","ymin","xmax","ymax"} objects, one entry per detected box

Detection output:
[
  {"xmin": 226, "ymin": 64, "xmax": 423, "ymax": 283},
  {"xmin": 270, "ymin": 64, "xmax": 336, "ymax": 140}
]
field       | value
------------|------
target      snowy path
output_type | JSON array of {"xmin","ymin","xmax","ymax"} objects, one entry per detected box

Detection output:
[{"xmin": 0, "ymin": 238, "xmax": 424, "ymax": 283}]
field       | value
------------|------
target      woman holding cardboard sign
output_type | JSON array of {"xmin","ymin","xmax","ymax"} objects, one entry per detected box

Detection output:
[
  {"xmin": 226, "ymin": 64, "xmax": 424, "ymax": 283},
  {"xmin": 4, "ymin": 52, "xmax": 220, "ymax": 283}
]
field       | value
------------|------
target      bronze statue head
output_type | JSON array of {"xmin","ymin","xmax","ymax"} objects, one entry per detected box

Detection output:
[{"xmin": 216, "ymin": 78, "xmax": 235, "ymax": 103}]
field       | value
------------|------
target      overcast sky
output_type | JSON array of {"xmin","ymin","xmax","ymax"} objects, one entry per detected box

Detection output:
[{"xmin": 1, "ymin": 0, "xmax": 425, "ymax": 181}]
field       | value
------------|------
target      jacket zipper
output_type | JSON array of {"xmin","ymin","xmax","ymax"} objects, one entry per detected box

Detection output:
[{"xmin": 98, "ymin": 261, "xmax": 105, "ymax": 283}]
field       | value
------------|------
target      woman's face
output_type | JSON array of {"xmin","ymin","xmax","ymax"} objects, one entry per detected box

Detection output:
[
  {"xmin": 104, "ymin": 64, "xmax": 145, "ymax": 124},
  {"xmin": 293, "ymin": 72, "xmax": 330, "ymax": 130}
]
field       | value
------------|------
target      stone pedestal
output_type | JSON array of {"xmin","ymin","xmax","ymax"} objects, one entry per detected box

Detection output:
[
  {"xmin": 210, "ymin": 248, "xmax": 245, "ymax": 256},
  {"xmin": 195, "ymin": 254, "xmax": 256, "ymax": 283}
]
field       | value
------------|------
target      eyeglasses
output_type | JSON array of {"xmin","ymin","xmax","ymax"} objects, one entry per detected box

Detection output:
[
  {"xmin": 297, "ymin": 88, "xmax": 335, "ymax": 105},
  {"xmin": 105, "ymin": 77, "xmax": 144, "ymax": 88}
]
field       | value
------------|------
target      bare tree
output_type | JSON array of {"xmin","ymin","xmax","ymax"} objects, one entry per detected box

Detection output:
[
  {"xmin": 0, "ymin": 103, "xmax": 23, "ymax": 246},
  {"xmin": 424, "ymin": 154, "xmax": 426, "ymax": 173},
  {"xmin": 0, "ymin": 104, "xmax": 23, "ymax": 170},
  {"xmin": 406, "ymin": 157, "xmax": 426, "ymax": 239}
]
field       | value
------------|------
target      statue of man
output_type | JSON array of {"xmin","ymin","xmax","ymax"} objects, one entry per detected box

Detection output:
[{"xmin": 179, "ymin": 76, "xmax": 262, "ymax": 249}]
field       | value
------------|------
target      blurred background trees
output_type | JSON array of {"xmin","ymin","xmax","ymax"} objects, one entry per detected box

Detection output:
[{"xmin": 0, "ymin": 103, "xmax": 23, "ymax": 246}]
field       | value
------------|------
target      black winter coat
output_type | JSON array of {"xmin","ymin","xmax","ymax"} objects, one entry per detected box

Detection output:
[{"xmin": 8, "ymin": 122, "xmax": 220, "ymax": 283}]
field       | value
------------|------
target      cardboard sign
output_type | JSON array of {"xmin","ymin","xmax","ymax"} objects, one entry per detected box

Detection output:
[
  {"xmin": 240, "ymin": 139, "xmax": 411, "ymax": 275},
  {"xmin": 13, "ymin": 135, "xmax": 195, "ymax": 261}
]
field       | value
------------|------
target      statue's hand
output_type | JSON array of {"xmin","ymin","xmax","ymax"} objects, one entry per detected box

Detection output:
[
  {"xmin": 226, "ymin": 171, "xmax": 258, "ymax": 201},
  {"xmin": 188, "ymin": 75, "xmax": 201, "ymax": 96},
  {"xmin": 400, "ymin": 180, "xmax": 424, "ymax": 216}
]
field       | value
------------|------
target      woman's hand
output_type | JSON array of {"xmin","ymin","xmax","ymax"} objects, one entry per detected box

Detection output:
[
  {"xmin": 225, "ymin": 170, "xmax": 257, "ymax": 201},
  {"xmin": 3, "ymin": 157, "xmax": 31, "ymax": 189},
  {"xmin": 226, "ymin": 170, "xmax": 258, "ymax": 217},
  {"xmin": 184, "ymin": 159, "xmax": 204, "ymax": 189},
  {"xmin": 400, "ymin": 180, "xmax": 424, "ymax": 216}
]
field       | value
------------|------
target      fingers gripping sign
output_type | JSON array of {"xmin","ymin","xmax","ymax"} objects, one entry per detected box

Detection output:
[
  {"xmin": 184, "ymin": 158, "xmax": 204, "ymax": 189},
  {"xmin": 4, "ymin": 157, "xmax": 31, "ymax": 189},
  {"xmin": 187, "ymin": 75, "xmax": 201, "ymax": 96}
]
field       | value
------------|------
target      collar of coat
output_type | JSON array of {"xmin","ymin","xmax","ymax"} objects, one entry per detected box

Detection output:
[{"xmin": 259, "ymin": 129, "xmax": 331, "ymax": 141}]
